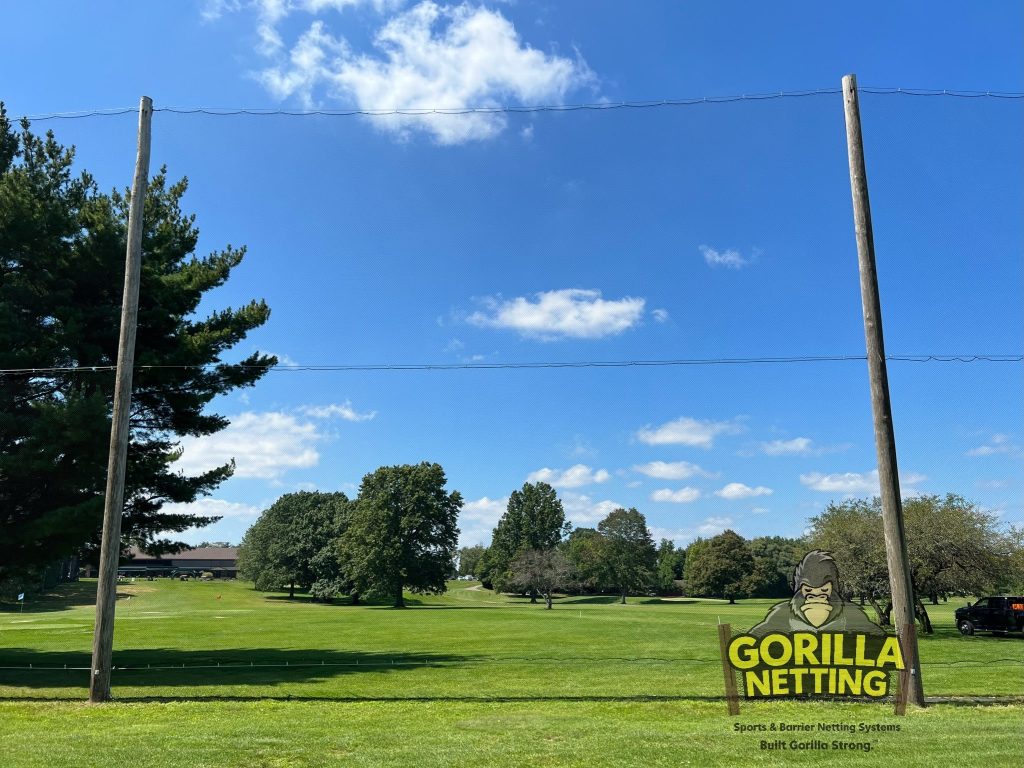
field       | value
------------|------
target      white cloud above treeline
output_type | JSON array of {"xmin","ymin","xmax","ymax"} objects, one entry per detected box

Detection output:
[
  {"xmin": 527, "ymin": 464, "xmax": 611, "ymax": 488},
  {"xmin": 175, "ymin": 403, "xmax": 374, "ymax": 480},
  {"xmin": 650, "ymin": 487, "xmax": 701, "ymax": 504},
  {"xmin": 699, "ymin": 245, "xmax": 756, "ymax": 270},
  {"xmin": 714, "ymin": 482, "xmax": 772, "ymax": 500},
  {"xmin": 209, "ymin": 0, "xmax": 595, "ymax": 144},
  {"xmin": 635, "ymin": 417, "xmax": 741, "ymax": 448},
  {"xmin": 799, "ymin": 469, "xmax": 926, "ymax": 495},
  {"xmin": 467, "ymin": 289, "xmax": 645, "ymax": 340},
  {"xmin": 633, "ymin": 461, "xmax": 716, "ymax": 480}
]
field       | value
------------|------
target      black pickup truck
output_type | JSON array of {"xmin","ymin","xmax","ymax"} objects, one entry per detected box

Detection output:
[{"xmin": 955, "ymin": 596, "xmax": 1024, "ymax": 636}]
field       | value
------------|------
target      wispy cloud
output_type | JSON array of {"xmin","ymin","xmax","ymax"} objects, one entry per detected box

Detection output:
[
  {"xmin": 161, "ymin": 498, "xmax": 264, "ymax": 521},
  {"xmin": 799, "ymin": 469, "xmax": 926, "ymax": 495},
  {"xmin": 714, "ymin": 482, "xmax": 772, "ymax": 500},
  {"xmin": 633, "ymin": 461, "xmax": 716, "ymax": 480},
  {"xmin": 761, "ymin": 437, "xmax": 813, "ymax": 456},
  {"xmin": 652, "ymin": 308, "xmax": 670, "ymax": 323},
  {"xmin": 650, "ymin": 487, "xmax": 702, "ymax": 504},
  {"xmin": 699, "ymin": 244, "xmax": 756, "ymax": 270},
  {"xmin": 635, "ymin": 417, "xmax": 742, "ymax": 448},
  {"xmin": 967, "ymin": 433, "xmax": 1019, "ymax": 457},
  {"xmin": 299, "ymin": 401, "xmax": 377, "ymax": 422},
  {"xmin": 234, "ymin": 1, "xmax": 594, "ymax": 144},
  {"xmin": 467, "ymin": 289, "xmax": 645, "ymax": 340},
  {"xmin": 527, "ymin": 464, "xmax": 611, "ymax": 488}
]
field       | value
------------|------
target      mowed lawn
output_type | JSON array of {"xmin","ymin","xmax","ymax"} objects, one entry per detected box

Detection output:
[{"xmin": 1, "ymin": 579, "xmax": 1021, "ymax": 767}]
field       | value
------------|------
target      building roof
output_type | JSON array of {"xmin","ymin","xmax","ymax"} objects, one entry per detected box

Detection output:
[{"xmin": 126, "ymin": 546, "xmax": 237, "ymax": 562}]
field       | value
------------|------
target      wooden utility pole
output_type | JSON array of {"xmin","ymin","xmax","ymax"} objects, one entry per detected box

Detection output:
[
  {"xmin": 841, "ymin": 74, "xmax": 924, "ymax": 707},
  {"xmin": 89, "ymin": 96, "xmax": 153, "ymax": 703}
]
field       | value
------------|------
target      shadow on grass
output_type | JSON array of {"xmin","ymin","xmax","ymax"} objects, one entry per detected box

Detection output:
[
  {"xmin": 0, "ymin": 648, "xmax": 467, "ymax": 692},
  {"xmin": 0, "ymin": 581, "xmax": 169, "ymax": 614}
]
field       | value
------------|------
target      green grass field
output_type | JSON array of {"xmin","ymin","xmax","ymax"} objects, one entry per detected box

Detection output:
[{"xmin": 1, "ymin": 579, "xmax": 1021, "ymax": 767}]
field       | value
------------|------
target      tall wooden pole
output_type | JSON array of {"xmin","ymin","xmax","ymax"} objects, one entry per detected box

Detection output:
[
  {"xmin": 89, "ymin": 96, "xmax": 153, "ymax": 703},
  {"xmin": 841, "ymin": 74, "xmax": 924, "ymax": 707}
]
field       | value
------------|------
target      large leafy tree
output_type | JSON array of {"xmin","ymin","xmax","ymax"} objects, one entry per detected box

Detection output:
[
  {"xmin": 488, "ymin": 482, "xmax": 569, "ymax": 597},
  {"xmin": 685, "ymin": 530, "xmax": 754, "ymax": 604},
  {"xmin": 808, "ymin": 494, "xmax": 1022, "ymax": 632},
  {"xmin": 0, "ymin": 107, "xmax": 274, "ymax": 589},
  {"xmin": 237, "ymin": 492, "xmax": 352, "ymax": 599},
  {"xmin": 564, "ymin": 527, "xmax": 608, "ymax": 593},
  {"xmin": 746, "ymin": 536, "xmax": 805, "ymax": 598},
  {"xmin": 344, "ymin": 462, "xmax": 461, "ymax": 607},
  {"xmin": 597, "ymin": 507, "xmax": 657, "ymax": 604}
]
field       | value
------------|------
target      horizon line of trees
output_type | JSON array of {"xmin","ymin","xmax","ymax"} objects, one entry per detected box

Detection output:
[{"xmin": 238, "ymin": 469, "xmax": 1024, "ymax": 632}]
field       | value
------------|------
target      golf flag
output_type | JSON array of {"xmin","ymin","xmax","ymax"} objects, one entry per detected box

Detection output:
[{"xmin": 17, "ymin": 593, "xmax": 24, "ymax": 601}]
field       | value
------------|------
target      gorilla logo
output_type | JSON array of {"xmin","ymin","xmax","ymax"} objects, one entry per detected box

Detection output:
[{"xmin": 748, "ymin": 550, "xmax": 885, "ymax": 637}]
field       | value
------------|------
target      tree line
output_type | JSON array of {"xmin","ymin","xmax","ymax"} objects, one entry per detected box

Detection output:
[{"xmin": 240, "ymin": 472, "xmax": 1024, "ymax": 635}]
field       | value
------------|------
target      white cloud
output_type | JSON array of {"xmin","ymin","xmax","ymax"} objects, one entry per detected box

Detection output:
[
  {"xmin": 161, "ymin": 498, "xmax": 264, "ymax": 521},
  {"xmin": 750, "ymin": 507, "xmax": 769, "ymax": 515},
  {"xmin": 299, "ymin": 400, "xmax": 377, "ymax": 421},
  {"xmin": 176, "ymin": 411, "xmax": 322, "ymax": 480},
  {"xmin": 650, "ymin": 517, "xmax": 735, "ymax": 546},
  {"xmin": 252, "ymin": 1, "xmax": 593, "ymax": 144},
  {"xmin": 561, "ymin": 492, "xmax": 622, "ymax": 526},
  {"xmin": 527, "ymin": 464, "xmax": 611, "ymax": 488},
  {"xmin": 714, "ymin": 482, "xmax": 773, "ymax": 500},
  {"xmin": 761, "ymin": 437, "xmax": 813, "ymax": 456},
  {"xmin": 652, "ymin": 308, "xmax": 669, "ymax": 323},
  {"xmin": 699, "ymin": 245, "xmax": 753, "ymax": 270},
  {"xmin": 967, "ymin": 434, "xmax": 1019, "ymax": 457},
  {"xmin": 650, "ymin": 487, "xmax": 702, "ymax": 504},
  {"xmin": 633, "ymin": 460, "xmax": 716, "ymax": 480},
  {"xmin": 467, "ymin": 289, "xmax": 645, "ymax": 340},
  {"xmin": 799, "ymin": 470, "xmax": 927, "ymax": 495},
  {"xmin": 262, "ymin": 349, "xmax": 300, "ymax": 367},
  {"xmin": 635, "ymin": 417, "xmax": 741, "ymax": 448},
  {"xmin": 457, "ymin": 495, "xmax": 507, "ymax": 546}
]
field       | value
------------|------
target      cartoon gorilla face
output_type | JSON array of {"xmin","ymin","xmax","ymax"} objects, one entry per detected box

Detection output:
[{"xmin": 790, "ymin": 550, "xmax": 843, "ymax": 628}]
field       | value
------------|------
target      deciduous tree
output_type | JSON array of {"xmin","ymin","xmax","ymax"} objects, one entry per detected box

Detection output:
[
  {"xmin": 597, "ymin": 508, "xmax": 656, "ymax": 604},
  {"xmin": 344, "ymin": 463, "xmax": 461, "ymax": 607}
]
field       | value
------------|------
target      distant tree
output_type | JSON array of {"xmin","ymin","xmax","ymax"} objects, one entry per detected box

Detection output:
[
  {"xmin": 598, "ymin": 508, "xmax": 657, "ymax": 604},
  {"xmin": 686, "ymin": 530, "xmax": 754, "ymax": 604},
  {"xmin": 746, "ymin": 536, "xmax": 804, "ymax": 598},
  {"xmin": 237, "ymin": 491, "xmax": 348, "ymax": 599},
  {"xmin": 810, "ymin": 494, "xmax": 1023, "ymax": 633},
  {"xmin": 457, "ymin": 545, "xmax": 486, "ymax": 578},
  {"xmin": 564, "ymin": 527, "xmax": 608, "ymax": 592},
  {"xmin": 655, "ymin": 539, "xmax": 686, "ymax": 595},
  {"xmin": 343, "ymin": 463, "xmax": 461, "ymax": 608},
  {"xmin": 682, "ymin": 537, "xmax": 711, "ymax": 593},
  {"xmin": 0, "ymin": 106, "xmax": 274, "ymax": 591},
  {"xmin": 488, "ymin": 482, "xmax": 570, "ymax": 599},
  {"xmin": 506, "ymin": 548, "xmax": 574, "ymax": 609}
]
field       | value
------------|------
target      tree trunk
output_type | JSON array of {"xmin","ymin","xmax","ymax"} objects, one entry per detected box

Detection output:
[
  {"xmin": 867, "ymin": 597, "xmax": 890, "ymax": 627},
  {"xmin": 394, "ymin": 580, "xmax": 405, "ymax": 608},
  {"xmin": 545, "ymin": 591, "xmax": 553, "ymax": 610},
  {"xmin": 621, "ymin": 588, "xmax": 627, "ymax": 605},
  {"xmin": 530, "ymin": 588, "xmax": 537, "ymax": 604},
  {"xmin": 289, "ymin": 580, "xmax": 295, "ymax": 599},
  {"xmin": 729, "ymin": 597, "xmax": 736, "ymax": 605},
  {"xmin": 914, "ymin": 598, "xmax": 933, "ymax": 634},
  {"xmin": 930, "ymin": 593, "xmax": 939, "ymax": 605},
  {"xmin": 351, "ymin": 592, "xmax": 360, "ymax": 606}
]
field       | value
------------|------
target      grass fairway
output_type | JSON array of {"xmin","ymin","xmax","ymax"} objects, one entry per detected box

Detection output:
[{"xmin": 1, "ymin": 579, "xmax": 1021, "ymax": 766}]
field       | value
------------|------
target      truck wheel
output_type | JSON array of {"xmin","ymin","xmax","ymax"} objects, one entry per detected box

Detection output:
[{"xmin": 958, "ymin": 620, "xmax": 975, "ymax": 636}]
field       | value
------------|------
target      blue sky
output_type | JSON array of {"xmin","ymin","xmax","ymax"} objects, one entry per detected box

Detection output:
[{"xmin": 4, "ymin": 1, "xmax": 1022, "ymax": 547}]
